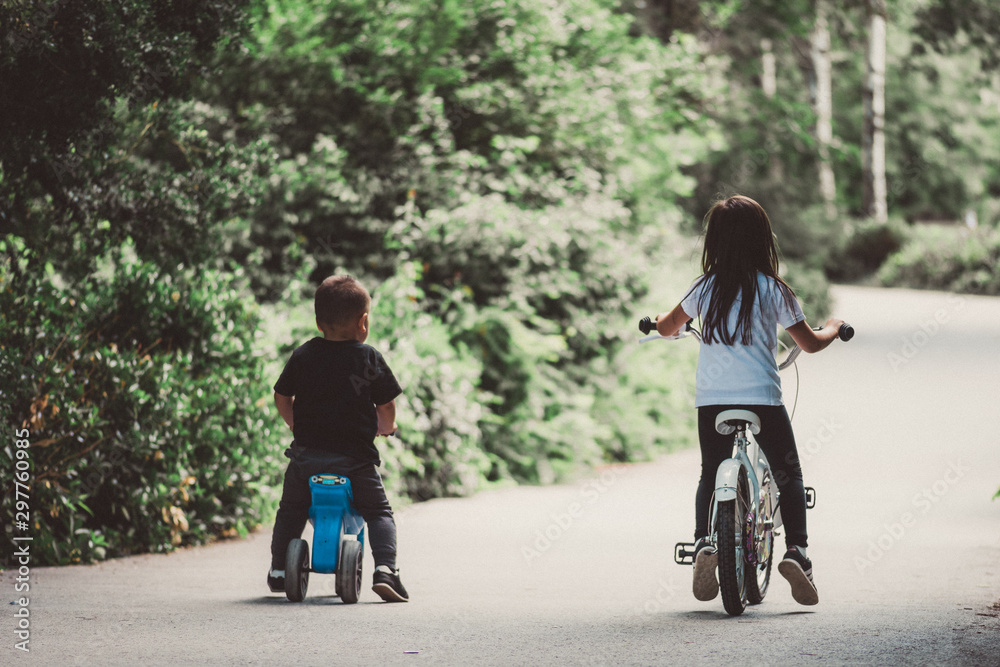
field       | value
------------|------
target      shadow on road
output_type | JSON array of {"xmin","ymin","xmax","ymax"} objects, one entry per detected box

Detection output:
[
  {"xmin": 236, "ymin": 596, "xmax": 383, "ymax": 607},
  {"xmin": 668, "ymin": 608, "xmax": 817, "ymax": 621}
]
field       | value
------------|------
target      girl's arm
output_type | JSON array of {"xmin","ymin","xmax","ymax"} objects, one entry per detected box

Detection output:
[
  {"xmin": 655, "ymin": 303, "xmax": 693, "ymax": 338},
  {"xmin": 786, "ymin": 318, "xmax": 845, "ymax": 353},
  {"xmin": 274, "ymin": 392, "xmax": 294, "ymax": 431},
  {"xmin": 376, "ymin": 400, "xmax": 397, "ymax": 436}
]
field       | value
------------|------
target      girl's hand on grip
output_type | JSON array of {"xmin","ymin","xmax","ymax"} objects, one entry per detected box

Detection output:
[{"xmin": 824, "ymin": 317, "xmax": 844, "ymax": 333}]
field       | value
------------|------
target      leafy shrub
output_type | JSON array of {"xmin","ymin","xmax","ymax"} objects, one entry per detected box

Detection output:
[
  {"xmin": 825, "ymin": 218, "xmax": 909, "ymax": 282},
  {"xmin": 877, "ymin": 225, "xmax": 1000, "ymax": 295},
  {"xmin": 783, "ymin": 260, "xmax": 832, "ymax": 324},
  {"xmin": 0, "ymin": 238, "xmax": 282, "ymax": 566},
  {"xmin": 590, "ymin": 338, "xmax": 699, "ymax": 464},
  {"xmin": 388, "ymin": 192, "xmax": 676, "ymax": 483},
  {"xmin": 216, "ymin": 0, "xmax": 715, "ymax": 303},
  {"xmin": 392, "ymin": 192, "xmax": 645, "ymax": 360},
  {"xmin": 369, "ymin": 265, "xmax": 492, "ymax": 499}
]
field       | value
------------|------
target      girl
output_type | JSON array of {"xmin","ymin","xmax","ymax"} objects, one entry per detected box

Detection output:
[{"xmin": 655, "ymin": 195, "xmax": 844, "ymax": 606}]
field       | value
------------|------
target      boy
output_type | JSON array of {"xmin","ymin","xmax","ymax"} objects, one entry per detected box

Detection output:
[{"xmin": 267, "ymin": 275, "xmax": 408, "ymax": 602}]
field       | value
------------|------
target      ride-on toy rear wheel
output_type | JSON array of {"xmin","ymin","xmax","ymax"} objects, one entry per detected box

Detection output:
[
  {"xmin": 337, "ymin": 538, "xmax": 363, "ymax": 604},
  {"xmin": 285, "ymin": 538, "xmax": 310, "ymax": 602}
]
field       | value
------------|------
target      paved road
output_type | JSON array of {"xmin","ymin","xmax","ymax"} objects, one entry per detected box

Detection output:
[{"xmin": 6, "ymin": 286, "xmax": 1000, "ymax": 665}]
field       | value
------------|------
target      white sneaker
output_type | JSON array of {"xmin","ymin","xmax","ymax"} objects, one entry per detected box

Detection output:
[{"xmin": 692, "ymin": 540, "xmax": 719, "ymax": 601}]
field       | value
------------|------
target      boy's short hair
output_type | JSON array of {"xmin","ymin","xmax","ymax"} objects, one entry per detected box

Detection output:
[{"xmin": 315, "ymin": 275, "xmax": 371, "ymax": 328}]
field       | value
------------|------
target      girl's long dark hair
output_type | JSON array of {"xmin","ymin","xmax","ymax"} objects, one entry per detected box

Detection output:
[{"xmin": 692, "ymin": 195, "xmax": 796, "ymax": 345}]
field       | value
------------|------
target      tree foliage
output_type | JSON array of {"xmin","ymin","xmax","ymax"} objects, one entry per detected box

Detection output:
[
  {"xmin": 656, "ymin": 0, "xmax": 999, "ymax": 286},
  {"xmin": 198, "ymin": 0, "xmax": 714, "ymax": 489},
  {"xmin": 912, "ymin": 0, "xmax": 1000, "ymax": 71},
  {"xmin": 4, "ymin": 0, "xmax": 998, "ymax": 564},
  {"xmin": 204, "ymin": 0, "xmax": 713, "ymax": 298},
  {"xmin": 1, "ymin": 0, "xmax": 709, "ymax": 565},
  {"xmin": 1, "ymin": 240, "xmax": 281, "ymax": 564},
  {"xmin": 1, "ymin": 0, "xmax": 279, "ymax": 565},
  {"xmin": 0, "ymin": 1, "xmax": 253, "ymax": 262}
]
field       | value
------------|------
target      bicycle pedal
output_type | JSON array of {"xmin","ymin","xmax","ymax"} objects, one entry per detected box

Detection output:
[
  {"xmin": 805, "ymin": 487, "xmax": 817, "ymax": 509},
  {"xmin": 674, "ymin": 542, "xmax": 696, "ymax": 565}
]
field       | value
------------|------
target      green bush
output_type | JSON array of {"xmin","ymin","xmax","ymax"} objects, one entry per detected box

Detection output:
[
  {"xmin": 877, "ymin": 225, "xmax": 1000, "ymax": 295},
  {"xmin": 590, "ymin": 337, "xmax": 698, "ymax": 464},
  {"xmin": 825, "ymin": 218, "xmax": 909, "ymax": 283},
  {"xmin": 388, "ymin": 192, "xmax": 675, "ymax": 483},
  {"xmin": 369, "ymin": 265, "xmax": 492, "ymax": 499},
  {"xmin": 213, "ymin": 0, "xmax": 715, "ymax": 302},
  {"xmin": 783, "ymin": 260, "xmax": 832, "ymax": 324},
  {"xmin": 0, "ymin": 238, "xmax": 282, "ymax": 566}
]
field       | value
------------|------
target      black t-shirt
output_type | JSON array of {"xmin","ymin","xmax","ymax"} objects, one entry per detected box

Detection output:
[{"xmin": 273, "ymin": 338, "xmax": 402, "ymax": 463}]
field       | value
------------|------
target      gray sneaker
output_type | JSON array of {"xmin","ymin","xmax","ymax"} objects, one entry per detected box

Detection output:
[
  {"xmin": 266, "ymin": 568, "xmax": 285, "ymax": 593},
  {"xmin": 692, "ymin": 538, "xmax": 719, "ymax": 601},
  {"xmin": 777, "ymin": 546, "xmax": 819, "ymax": 605}
]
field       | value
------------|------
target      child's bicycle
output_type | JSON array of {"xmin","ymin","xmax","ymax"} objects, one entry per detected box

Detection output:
[
  {"xmin": 284, "ymin": 473, "xmax": 366, "ymax": 604},
  {"xmin": 637, "ymin": 316, "xmax": 853, "ymax": 615}
]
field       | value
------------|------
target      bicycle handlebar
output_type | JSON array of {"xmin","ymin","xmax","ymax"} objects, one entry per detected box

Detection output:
[
  {"xmin": 637, "ymin": 316, "xmax": 699, "ymax": 343},
  {"xmin": 637, "ymin": 316, "xmax": 854, "ymax": 352}
]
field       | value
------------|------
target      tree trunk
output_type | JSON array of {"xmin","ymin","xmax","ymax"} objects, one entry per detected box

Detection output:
[
  {"xmin": 760, "ymin": 38, "xmax": 784, "ymax": 183},
  {"xmin": 862, "ymin": 0, "xmax": 888, "ymax": 222},
  {"xmin": 760, "ymin": 38, "xmax": 777, "ymax": 98},
  {"xmin": 810, "ymin": 0, "xmax": 837, "ymax": 219}
]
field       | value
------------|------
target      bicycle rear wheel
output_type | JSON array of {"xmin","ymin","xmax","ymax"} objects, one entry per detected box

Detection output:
[
  {"xmin": 717, "ymin": 476, "xmax": 749, "ymax": 616},
  {"xmin": 746, "ymin": 470, "xmax": 774, "ymax": 605}
]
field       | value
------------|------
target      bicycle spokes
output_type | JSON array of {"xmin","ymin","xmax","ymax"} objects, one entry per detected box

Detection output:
[{"xmin": 744, "ymin": 510, "xmax": 757, "ymax": 566}]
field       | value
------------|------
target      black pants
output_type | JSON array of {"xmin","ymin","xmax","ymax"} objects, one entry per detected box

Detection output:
[
  {"xmin": 695, "ymin": 404, "xmax": 808, "ymax": 550},
  {"xmin": 270, "ymin": 447, "xmax": 397, "ymax": 570}
]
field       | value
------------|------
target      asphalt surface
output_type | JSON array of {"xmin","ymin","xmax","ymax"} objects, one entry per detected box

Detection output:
[{"xmin": 5, "ymin": 285, "xmax": 1000, "ymax": 665}]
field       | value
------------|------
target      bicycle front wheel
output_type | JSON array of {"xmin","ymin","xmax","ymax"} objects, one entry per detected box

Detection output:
[{"xmin": 717, "ymin": 483, "xmax": 749, "ymax": 616}]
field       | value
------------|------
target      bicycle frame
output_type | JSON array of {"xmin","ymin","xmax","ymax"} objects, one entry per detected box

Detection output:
[{"xmin": 709, "ymin": 424, "xmax": 777, "ymax": 537}]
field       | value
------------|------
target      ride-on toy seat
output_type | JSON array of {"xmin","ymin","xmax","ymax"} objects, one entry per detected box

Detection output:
[{"xmin": 284, "ymin": 473, "xmax": 366, "ymax": 603}]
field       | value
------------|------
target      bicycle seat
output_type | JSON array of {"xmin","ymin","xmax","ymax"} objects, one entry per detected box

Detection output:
[{"xmin": 715, "ymin": 409, "xmax": 761, "ymax": 435}]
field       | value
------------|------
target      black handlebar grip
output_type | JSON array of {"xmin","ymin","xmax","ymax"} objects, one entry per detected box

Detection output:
[
  {"xmin": 639, "ymin": 316, "xmax": 655, "ymax": 335},
  {"xmin": 838, "ymin": 323, "xmax": 855, "ymax": 342}
]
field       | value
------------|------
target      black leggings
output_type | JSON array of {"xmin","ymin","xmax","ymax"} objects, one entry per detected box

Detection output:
[{"xmin": 695, "ymin": 404, "xmax": 807, "ymax": 549}]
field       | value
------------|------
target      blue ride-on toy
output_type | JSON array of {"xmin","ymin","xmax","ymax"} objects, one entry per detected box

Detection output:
[{"xmin": 284, "ymin": 473, "xmax": 366, "ymax": 603}]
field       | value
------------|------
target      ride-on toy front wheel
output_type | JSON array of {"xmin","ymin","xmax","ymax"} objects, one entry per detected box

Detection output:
[
  {"xmin": 285, "ymin": 538, "xmax": 310, "ymax": 602},
  {"xmin": 337, "ymin": 538, "xmax": 363, "ymax": 604}
]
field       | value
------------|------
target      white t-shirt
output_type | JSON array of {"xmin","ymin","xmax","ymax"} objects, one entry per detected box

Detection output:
[{"xmin": 680, "ymin": 273, "xmax": 805, "ymax": 407}]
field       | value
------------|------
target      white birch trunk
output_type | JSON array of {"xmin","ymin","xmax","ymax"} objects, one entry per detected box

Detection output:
[
  {"xmin": 760, "ymin": 38, "xmax": 785, "ymax": 182},
  {"xmin": 863, "ymin": 1, "xmax": 888, "ymax": 222},
  {"xmin": 761, "ymin": 38, "xmax": 777, "ymax": 99},
  {"xmin": 810, "ymin": 0, "xmax": 836, "ymax": 219}
]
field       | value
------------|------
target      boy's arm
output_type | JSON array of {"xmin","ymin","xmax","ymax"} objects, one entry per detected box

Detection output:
[
  {"xmin": 274, "ymin": 392, "xmax": 294, "ymax": 431},
  {"xmin": 375, "ymin": 400, "xmax": 397, "ymax": 436}
]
